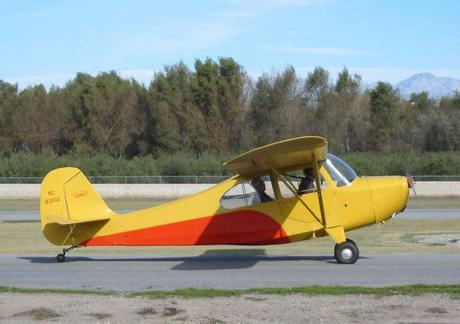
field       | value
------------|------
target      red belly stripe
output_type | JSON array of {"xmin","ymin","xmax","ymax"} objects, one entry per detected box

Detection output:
[{"xmin": 82, "ymin": 210, "xmax": 290, "ymax": 246}]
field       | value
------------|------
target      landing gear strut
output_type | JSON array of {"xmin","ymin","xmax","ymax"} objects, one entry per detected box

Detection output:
[
  {"xmin": 56, "ymin": 246, "xmax": 76, "ymax": 263},
  {"xmin": 334, "ymin": 239, "xmax": 359, "ymax": 264}
]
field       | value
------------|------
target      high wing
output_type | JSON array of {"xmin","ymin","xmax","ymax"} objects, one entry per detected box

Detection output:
[{"xmin": 224, "ymin": 136, "xmax": 327, "ymax": 177}]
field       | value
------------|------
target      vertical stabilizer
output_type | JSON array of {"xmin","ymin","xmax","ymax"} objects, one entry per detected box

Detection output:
[{"xmin": 40, "ymin": 167, "xmax": 112, "ymax": 245}]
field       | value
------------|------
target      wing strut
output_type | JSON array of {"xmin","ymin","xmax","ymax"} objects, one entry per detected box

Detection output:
[
  {"xmin": 312, "ymin": 152, "xmax": 327, "ymax": 226},
  {"xmin": 311, "ymin": 153, "xmax": 346, "ymax": 243},
  {"xmin": 312, "ymin": 153, "xmax": 346, "ymax": 243}
]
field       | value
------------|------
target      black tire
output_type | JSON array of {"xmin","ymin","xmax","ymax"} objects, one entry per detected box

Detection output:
[
  {"xmin": 334, "ymin": 239, "xmax": 359, "ymax": 264},
  {"xmin": 56, "ymin": 253, "xmax": 65, "ymax": 263}
]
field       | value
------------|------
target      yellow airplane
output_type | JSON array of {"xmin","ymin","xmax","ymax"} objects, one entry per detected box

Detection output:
[{"xmin": 40, "ymin": 136, "xmax": 410, "ymax": 264}]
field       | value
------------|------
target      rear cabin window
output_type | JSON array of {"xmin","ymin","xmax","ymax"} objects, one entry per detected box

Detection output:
[{"xmin": 220, "ymin": 179, "xmax": 274, "ymax": 210}]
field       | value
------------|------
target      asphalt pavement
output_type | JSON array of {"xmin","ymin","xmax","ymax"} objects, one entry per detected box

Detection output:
[{"xmin": 0, "ymin": 253, "xmax": 459, "ymax": 291}]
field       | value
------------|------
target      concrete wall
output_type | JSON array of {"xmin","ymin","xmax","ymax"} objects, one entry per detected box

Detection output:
[
  {"xmin": 0, "ymin": 181, "xmax": 458, "ymax": 199},
  {"xmin": 411, "ymin": 181, "xmax": 460, "ymax": 197},
  {"xmin": 0, "ymin": 183, "xmax": 216, "ymax": 199}
]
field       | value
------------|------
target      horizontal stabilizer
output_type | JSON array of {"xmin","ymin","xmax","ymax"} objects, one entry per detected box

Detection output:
[{"xmin": 46, "ymin": 214, "xmax": 110, "ymax": 225}]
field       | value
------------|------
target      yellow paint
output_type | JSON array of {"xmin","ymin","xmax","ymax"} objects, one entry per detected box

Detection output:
[
  {"xmin": 40, "ymin": 136, "xmax": 409, "ymax": 248},
  {"xmin": 325, "ymin": 225, "xmax": 346, "ymax": 244}
]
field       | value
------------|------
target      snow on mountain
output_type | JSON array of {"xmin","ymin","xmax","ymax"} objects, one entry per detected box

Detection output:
[{"xmin": 395, "ymin": 73, "xmax": 460, "ymax": 98}]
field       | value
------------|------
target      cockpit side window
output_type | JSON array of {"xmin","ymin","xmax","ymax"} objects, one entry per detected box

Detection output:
[
  {"xmin": 220, "ymin": 178, "xmax": 275, "ymax": 210},
  {"xmin": 278, "ymin": 171, "xmax": 326, "ymax": 198}
]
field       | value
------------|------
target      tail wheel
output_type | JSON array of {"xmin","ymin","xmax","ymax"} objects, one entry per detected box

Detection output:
[
  {"xmin": 56, "ymin": 253, "xmax": 66, "ymax": 263},
  {"xmin": 334, "ymin": 239, "xmax": 359, "ymax": 264}
]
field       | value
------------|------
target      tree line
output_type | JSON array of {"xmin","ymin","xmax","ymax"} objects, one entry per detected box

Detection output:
[{"xmin": 1, "ymin": 57, "xmax": 459, "ymax": 162}]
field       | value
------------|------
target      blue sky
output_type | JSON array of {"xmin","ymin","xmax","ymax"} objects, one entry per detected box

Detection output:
[{"xmin": 1, "ymin": 0, "xmax": 459, "ymax": 88}]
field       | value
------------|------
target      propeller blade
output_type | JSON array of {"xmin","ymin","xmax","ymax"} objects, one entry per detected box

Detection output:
[{"xmin": 405, "ymin": 171, "xmax": 416, "ymax": 196}]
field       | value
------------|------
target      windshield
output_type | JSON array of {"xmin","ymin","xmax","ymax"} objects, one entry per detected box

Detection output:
[{"xmin": 324, "ymin": 153, "xmax": 358, "ymax": 187}]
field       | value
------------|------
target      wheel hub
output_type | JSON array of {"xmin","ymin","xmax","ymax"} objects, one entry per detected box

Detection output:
[{"xmin": 341, "ymin": 248, "xmax": 353, "ymax": 260}]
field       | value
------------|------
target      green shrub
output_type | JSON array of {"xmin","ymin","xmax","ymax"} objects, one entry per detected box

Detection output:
[
  {"xmin": 0, "ymin": 151, "xmax": 458, "ymax": 177},
  {"xmin": 342, "ymin": 151, "xmax": 460, "ymax": 176}
]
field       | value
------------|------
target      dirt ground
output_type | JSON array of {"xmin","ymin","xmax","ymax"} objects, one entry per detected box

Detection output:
[{"xmin": 0, "ymin": 293, "xmax": 459, "ymax": 323}]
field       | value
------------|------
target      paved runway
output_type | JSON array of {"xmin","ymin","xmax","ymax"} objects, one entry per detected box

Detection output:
[
  {"xmin": 0, "ymin": 253, "xmax": 459, "ymax": 291},
  {"xmin": 1, "ymin": 209, "xmax": 460, "ymax": 222}
]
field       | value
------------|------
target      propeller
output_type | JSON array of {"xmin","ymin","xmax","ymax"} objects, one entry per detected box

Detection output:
[{"xmin": 405, "ymin": 170, "xmax": 417, "ymax": 196}]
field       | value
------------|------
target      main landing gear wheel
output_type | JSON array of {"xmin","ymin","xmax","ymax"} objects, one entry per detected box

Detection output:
[{"xmin": 334, "ymin": 239, "xmax": 359, "ymax": 264}]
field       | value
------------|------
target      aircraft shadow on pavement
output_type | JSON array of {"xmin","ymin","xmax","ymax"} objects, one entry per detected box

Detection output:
[
  {"xmin": 170, "ymin": 249, "xmax": 334, "ymax": 270},
  {"xmin": 19, "ymin": 249, "xmax": 335, "ymax": 269},
  {"xmin": 19, "ymin": 256, "xmax": 94, "ymax": 263}
]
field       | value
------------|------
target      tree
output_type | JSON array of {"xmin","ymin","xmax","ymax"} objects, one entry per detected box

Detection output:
[
  {"xmin": 332, "ymin": 68, "xmax": 363, "ymax": 152},
  {"xmin": 439, "ymin": 91, "xmax": 460, "ymax": 150},
  {"xmin": 335, "ymin": 68, "xmax": 361, "ymax": 96},
  {"xmin": 13, "ymin": 85, "xmax": 61, "ymax": 154},
  {"xmin": 93, "ymin": 74, "xmax": 144, "ymax": 159},
  {"xmin": 304, "ymin": 67, "xmax": 330, "ymax": 108},
  {"xmin": 248, "ymin": 74, "xmax": 273, "ymax": 146},
  {"xmin": 192, "ymin": 58, "xmax": 226, "ymax": 152},
  {"xmin": 147, "ymin": 63, "xmax": 208, "ymax": 156},
  {"xmin": 439, "ymin": 91, "xmax": 460, "ymax": 110},
  {"xmin": 368, "ymin": 82, "xmax": 400, "ymax": 151},
  {"xmin": 249, "ymin": 67, "xmax": 300, "ymax": 146},
  {"xmin": 0, "ymin": 81, "xmax": 18, "ymax": 155},
  {"xmin": 217, "ymin": 57, "xmax": 245, "ymax": 152},
  {"xmin": 61, "ymin": 72, "xmax": 143, "ymax": 158},
  {"xmin": 409, "ymin": 92, "xmax": 433, "ymax": 110},
  {"xmin": 423, "ymin": 110, "xmax": 456, "ymax": 151}
]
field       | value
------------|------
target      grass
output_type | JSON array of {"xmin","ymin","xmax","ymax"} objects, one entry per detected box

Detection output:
[
  {"xmin": 0, "ymin": 199, "xmax": 39, "ymax": 211},
  {"xmin": 0, "ymin": 286, "xmax": 114, "ymax": 296},
  {"xmin": 407, "ymin": 196, "xmax": 460, "ymax": 209},
  {"xmin": 0, "ymin": 198, "xmax": 169, "ymax": 212},
  {"xmin": 136, "ymin": 307, "xmax": 158, "ymax": 316},
  {"xmin": 1, "ymin": 218, "xmax": 459, "ymax": 255},
  {"xmin": 2, "ymin": 285, "xmax": 459, "ymax": 298},
  {"xmin": 106, "ymin": 198, "xmax": 171, "ymax": 211},
  {"xmin": 425, "ymin": 307, "xmax": 448, "ymax": 314},
  {"xmin": 246, "ymin": 285, "xmax": 460, "ymax": 296},
  {"xmin": 88, "ymin": 313, "xmax": 112, "ymax": 320},
  {"xmin": 132, "ymin": 288, "xmax": 242, "ymax": 299},
  {"xmin": 1, "ymin": 196, "xmax": 459, "ymax": 212},
  {"xmin": 13, "ymin": 308, "xmax": 61, "ymax": 320}
]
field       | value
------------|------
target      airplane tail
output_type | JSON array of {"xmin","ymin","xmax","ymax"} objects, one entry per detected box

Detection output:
[{"xmin": 40, "ymin": 167, "xmax": 112, "ymax": 245}]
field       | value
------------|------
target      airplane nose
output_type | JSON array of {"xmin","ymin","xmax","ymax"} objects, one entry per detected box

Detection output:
[{"xmin": 369, "ymin": 176, "xmax": 409, "ymax": 223}]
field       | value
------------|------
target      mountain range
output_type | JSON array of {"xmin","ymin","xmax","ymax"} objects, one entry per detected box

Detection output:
[{"xmin": 394, "ymin": 73, "xmax": 460, "ymax": 98}]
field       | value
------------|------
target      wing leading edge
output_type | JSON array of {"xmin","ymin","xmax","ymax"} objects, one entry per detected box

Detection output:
[{"xmin": 224, "ymin": 136, "xmax": 328, "ymax": 177}]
